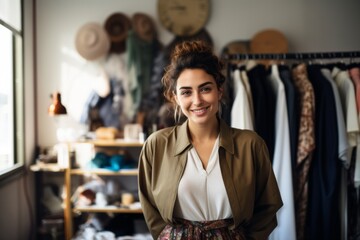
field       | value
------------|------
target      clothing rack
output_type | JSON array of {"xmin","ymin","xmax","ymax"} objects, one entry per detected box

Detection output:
[
  {"xmin": 223, "ymin": 50, "xmax": 360, "ymax": 61},
  {"xmin": 224, "ymin": 49, "xmax": 360, "ymax": 240}
]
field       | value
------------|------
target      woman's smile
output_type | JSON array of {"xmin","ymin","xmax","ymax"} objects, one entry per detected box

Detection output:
[{"xmin": 191, "ymin": 106, "xmax": 210, "ymax": 116}]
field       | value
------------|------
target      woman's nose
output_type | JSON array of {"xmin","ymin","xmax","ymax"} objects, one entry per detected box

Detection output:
[{"xmin": 192, "ymin": 92, "xmax": 203, "ymax": 105}]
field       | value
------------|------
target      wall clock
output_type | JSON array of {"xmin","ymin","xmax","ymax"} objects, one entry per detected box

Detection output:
[{"xmin": 157, "ymin": 0, "xmax": 210, "ymax": 37}]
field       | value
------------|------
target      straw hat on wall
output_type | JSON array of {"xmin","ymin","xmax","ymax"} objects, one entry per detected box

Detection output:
[{"xmin": 75, "ymin": 22, "xmax": 110, "ymax": 61}]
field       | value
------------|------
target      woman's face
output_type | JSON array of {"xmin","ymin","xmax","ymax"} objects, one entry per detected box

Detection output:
[{"xmin": 174, "ymin": 68, "xmax": 223, "ymax": 126}]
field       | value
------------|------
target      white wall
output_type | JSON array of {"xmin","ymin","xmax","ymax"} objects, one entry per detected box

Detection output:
[{"xmin": 36, "ymin": 0, "xmax": 360, "ymax": 147}]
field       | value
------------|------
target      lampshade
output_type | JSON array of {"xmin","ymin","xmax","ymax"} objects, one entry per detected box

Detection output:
[{"xmin": 48, "ymin": 91, "xmax": 67, "ymax": 116}]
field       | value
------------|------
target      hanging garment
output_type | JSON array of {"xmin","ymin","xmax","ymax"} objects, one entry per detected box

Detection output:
[
  {"xmin": 230, "ymin": 69, "xmax": 254, "ymax": 130},
  {"xmin": 104, "ymin": 53, "xmax": 134, "ymax": 123},
  {"xmin": 279, "ymin": 65, "xmax": 300, "ymax": 172},
  {"xmin": 80, "ymin": 79, "xmax": 127, "ymax": 130},
  {"xmin": 332, "ymin": 67, "xmax": 360, "ymax": 239},
  {"xmin": 221, "ymin": 64, "xmax": 235, "ymax": 125},
  {"xmin": 291, "ymin": 63, "xmax": 316, "ymax": 240},
  {"xmin": 333, "ymin": 67, "xmax": 360, "ymax": 186},
  {"xmin": 348, "ymin": 66, "xmax": 360, "ymax": 188},
  {"xmin": 321, "ymin": 68, "xmax": 352, "ymax": 167},
  {"xmin": 332, "ymin": 67, "xmax": 360, "ymax": 155},
  {"xmin": 240, "ymin": 67, "xmax": 255, "ymax": 124},
  {"xmin": 126, "ymin": 30, "xmax": 160, "ymax": 120},
  {"xmin": 306, "ymin": 64, "xmax": 341, "ymax": 240},
  {"xmin": 267, "ymin": 64, "xmax": 296, "ymax": 240},
  {"xmin": 140, "ymin": 50, "xmax": 168, "ymax": 134},
  {"xmin": 141, "ymin": 50, "xmax": 167, "ymax": 112},
  {"xmin": 349, "ymin": 66, "xmax": 360, "ymax": 114},
  {"xmin": 246, "ymin": 64, "xmax": 276, "ymax": 160},
  {"xmin": 322, "ymin": 67, "xmax": 353, "ymax": 240}
]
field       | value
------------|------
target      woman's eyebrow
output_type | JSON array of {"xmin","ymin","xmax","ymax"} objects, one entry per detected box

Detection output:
[
  {"xmin": 198, "ymin": 82, "xmax": 214, "ymax": 88},
  {"xmin": 178, "ymin": 81, "xmax": 214, "ymax": 90}
]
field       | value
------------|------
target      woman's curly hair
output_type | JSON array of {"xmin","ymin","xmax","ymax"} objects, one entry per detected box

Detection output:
[{"xmin": 161, "ymin": 40, "xmax": 225, "ymax": 104}]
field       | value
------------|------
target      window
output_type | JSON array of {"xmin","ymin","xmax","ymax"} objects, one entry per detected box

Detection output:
[
  {"xmin": 0, "ymin": 26, "xmax": 15, "ymax": 172},
  {"xmin": 0, "ymin": 0, "xmax": 24, "ymax": 179}
]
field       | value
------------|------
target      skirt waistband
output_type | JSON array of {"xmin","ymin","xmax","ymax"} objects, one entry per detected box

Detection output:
[{"xmin": 173, "ymin": 218, "xmax": 234, "ymax": 231}]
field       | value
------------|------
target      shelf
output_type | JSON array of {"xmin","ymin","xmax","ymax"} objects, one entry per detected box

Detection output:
[
  {"xmin": 58, "ymin": 138, "xmax": 144, "ymax": 239},
  {"xmin": 81, "ymin": 139, "xmax": 143, "ymax": 147},
  {"xmin": 30, "ymin": 163, "xmax": 65, "ymax": 172},
  {"xmin": 73, "ymin": 206, "xmax": 142, "ymax": 214},
  {"xmin": 70, "ymin": 168, "xmax": 138, "ymax": 176}
]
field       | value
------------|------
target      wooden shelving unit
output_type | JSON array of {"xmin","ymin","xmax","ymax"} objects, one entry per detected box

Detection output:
[
  {"xmin": 70, "ymin": 168, "xmax": 138, "ymax": 176},
  {"xmin": 80, "ymin": 139, "xmax": 143, "ymax": 147},
  {"xmin": 30, "ymin": 139, "xmax": 143, "ymax": 240},
  {"xmin": 30, "ymin": 162, "xmax": 66, "ymax": 239},
  {"xmin": 65, "ymin": 139, "xmax": 143, "ymax": 239}
]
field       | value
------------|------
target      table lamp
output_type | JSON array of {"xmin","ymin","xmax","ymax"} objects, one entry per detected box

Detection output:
[{"xmin": 48, "ymin": 91, "xmax": 67, "ymax": 116}]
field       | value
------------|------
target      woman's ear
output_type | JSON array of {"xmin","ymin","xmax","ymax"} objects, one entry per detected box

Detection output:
[
  {"xmin": 173, "ymin": 91, "xmax": 180, "ymax": 105},
  {"xmin": 218, "ymin": 87, "xmax": 224, "ymax": 100}
]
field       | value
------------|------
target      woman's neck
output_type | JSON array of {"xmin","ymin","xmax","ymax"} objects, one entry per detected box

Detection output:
[{"xmin": 188, "ymin": 118, "xmax": 220, "ymax": 142}]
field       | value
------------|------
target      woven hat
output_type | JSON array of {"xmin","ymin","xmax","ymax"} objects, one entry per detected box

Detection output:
[
  {"xmin": 132, "ymin": 12, "xmax": 156, "ymax": 42},
  {"xmin": 221, "ymin": 40, "xmax": 250, "ymax": 55},
  {"xmin": 75, "ymin": 22, "xmax": 110, "ymax": 61},
  {"xmin": 250, "ymin": 29, "xmax": 288, "ymax": 53},
  {"xmin": 104, "ymin": 12, "xmax": 131, "ymax": 53}
]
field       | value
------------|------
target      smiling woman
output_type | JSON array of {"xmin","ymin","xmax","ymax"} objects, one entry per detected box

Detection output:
[{"xmin": 138, "ymin": 41, "xmax": 283, "ymax": 240}]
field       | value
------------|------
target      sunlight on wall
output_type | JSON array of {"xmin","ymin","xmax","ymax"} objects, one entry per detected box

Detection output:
[
  {"xmin": 60, "ymin": 46, "xmax": 103, "ymax": 121},
  {"xmin": 52, "ymin": 46, "xmax": 108, "ymax": 142}
]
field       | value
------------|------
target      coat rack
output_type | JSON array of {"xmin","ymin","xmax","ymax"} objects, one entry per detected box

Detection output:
[
  {"xmin": 223, "ymin": 49, "xmax": 360, "ymax": 240},
  {"xmin": 223, "ymin": 50, "xmax": 360, "ymax": 61}
]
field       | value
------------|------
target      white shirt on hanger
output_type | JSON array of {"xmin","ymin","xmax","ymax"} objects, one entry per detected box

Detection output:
[
  {"xmin": 332, "ymin": 67, "xmax": 360, "ymax": 187},
  {"xmin": 231, "ymin": 69, "xmax": 254, "ymax": 130},
  {"xmin": 268, "ymin": 64, "xmax": 296, "ymax": 240}
]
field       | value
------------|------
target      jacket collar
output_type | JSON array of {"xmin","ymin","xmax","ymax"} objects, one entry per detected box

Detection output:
[
  {"xmin": 174, "ymin": 120, "xmax": 192, "ymax": 156},
  {"xmin": 174, "ymin": 119, "xmax": 235, "ymax": 156},
  {"xmin": 219, "ymin": 119, "xmax": 235, "ymax": 155}
]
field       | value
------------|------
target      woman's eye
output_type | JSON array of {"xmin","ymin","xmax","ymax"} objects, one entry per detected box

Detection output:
[
  {"xmin": 200, "ymin": 87, "xmax": 211, "ymax": 93},
  {"xmin": 180, "ymin": 90, "xmax": 191, "ymax": 96}
]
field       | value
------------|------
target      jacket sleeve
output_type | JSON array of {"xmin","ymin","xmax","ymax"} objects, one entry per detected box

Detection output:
[
  {"xmin": 246, "ymin": 140, "xmax": 283, "ymax": 240},
  {"xmin": 138, "ymin": 138, "xmax": 167, "ymax": 239}
]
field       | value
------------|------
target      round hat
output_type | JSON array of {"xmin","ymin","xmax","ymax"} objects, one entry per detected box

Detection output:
[
  {"xmin": 132, "ymin": 12, "xmax": 156, "ymax": 42},
  {"xmin": 250, "ymin": 29, "xmax": 288, "ymax": 53},
  {"xmin": 104, "ymin": 12, "xmax": 131, "ymax": 53},
  {"xmin": 221, "ymin": 40, "xmax": 250, "ymax": 55},
  {"xmin": 75, "ymin": 22, "xmax": 110, "ymax": 61}
]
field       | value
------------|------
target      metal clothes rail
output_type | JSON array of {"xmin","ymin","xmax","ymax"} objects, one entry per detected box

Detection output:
[{"xmin": 223, "ymin": 50, "xmax": 360, "ymax": 61}]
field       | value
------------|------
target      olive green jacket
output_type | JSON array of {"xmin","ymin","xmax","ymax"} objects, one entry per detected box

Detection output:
[{"xmin": 138, "ymin": 119, "xmax": 283, "ymax": 239}]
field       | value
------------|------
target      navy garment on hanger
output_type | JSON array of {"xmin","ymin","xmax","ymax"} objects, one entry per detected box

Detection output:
[
  {"xmin": 306, "ymin": 64, "xmax": 341, "ymax": 240},
  {"xmin": 80, "ymin": 78, "xmax": 126, "ymax": 130},
  {"xmin": 246, "ymin": 64, "xmax": 276, "ymax": 161}
]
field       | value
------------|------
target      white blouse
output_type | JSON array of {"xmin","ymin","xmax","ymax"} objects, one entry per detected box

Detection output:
[{"xmin": 173, "ymin": 136, "xmax": 232, "ymax": 221}]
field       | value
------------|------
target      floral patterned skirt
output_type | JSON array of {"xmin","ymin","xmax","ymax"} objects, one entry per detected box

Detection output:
[{"xmin": 157, "ymin": 218, "xmax": 246, "ymax": 240}]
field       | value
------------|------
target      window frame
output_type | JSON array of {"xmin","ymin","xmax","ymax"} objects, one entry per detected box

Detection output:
[{"xmin": 0, "ymin": 0, "xmax": 25, "ymax": 183}]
